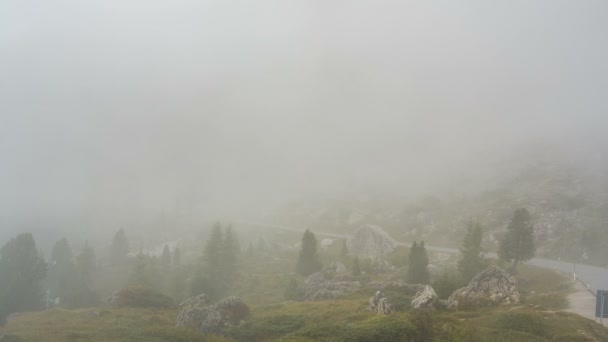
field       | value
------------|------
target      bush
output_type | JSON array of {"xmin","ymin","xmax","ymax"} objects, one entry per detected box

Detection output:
[
  {"xmin": 432, "ymin": 272, "xmax": 464, "ymax": 299},
  {"xmin": 227, "ymin": 314, "xmax": 306, "ymax": 340},
  {"xmin": 111, "ymin": 286, "xmax": 174, "ymax": 309},
  {"xmin": 495, "ymin": 312, "xmax": 547, "ymax": 335}
]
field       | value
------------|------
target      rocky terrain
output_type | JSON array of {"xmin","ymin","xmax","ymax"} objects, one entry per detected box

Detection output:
[
  {"xmin": 347, "ymin": 224, "xmax": 397, "ymax": 259},
  {"xmin": 447, "ymin": 266, "xmax": 520, "ymax": 309},
  {"xmin": 176, "ymin": 295, "xmax": 249, "ymax": 334},
  {"xmin": 273, "ymin": 152, "xmax": 608, "ymax": 266}
]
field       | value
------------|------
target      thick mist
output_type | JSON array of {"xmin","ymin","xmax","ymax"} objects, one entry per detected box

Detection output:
[{"xmin": 1, "ymin": 0, "xmax": 607, "ymax": 241}]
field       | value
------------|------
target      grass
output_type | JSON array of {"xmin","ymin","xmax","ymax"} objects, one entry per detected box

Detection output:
[{"xmin": 0, "ymin": 259, "xmax": 603, "ymax": 341}]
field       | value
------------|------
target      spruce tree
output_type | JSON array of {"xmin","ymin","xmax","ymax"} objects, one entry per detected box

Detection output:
[
  {"xmin": 498, "ymin": 208, "xmax": 536, "ymax": 272},
  {"xmin": 69, "ymin": 242, "xmax": 99, "ymax": 308},
  {"xmin": 222, "ymin": 225, "xmax": 240, "ymax": 286},
  {"xmin": 192, "ymin": 222, "xmax": 224, "ymax": 299},
  {"xmin": 160, "ymin": 245, "xmax": 171, "ymax": 273},
  {"xmin": 296, "ymin": 230, "xmax": 322, "ymax": 276},
  {"xmin": 407, "ymin": 241, "xmax": 429, "ymax": 284},
  {"xmin": 47, "ymin": 238, "xmax": 76, "ymax": 304},
  {"xmin": 110, "ymin": 229, "xmax": 129, "ymax": 265},
  {"xmin": 458, "ymin": 220, "xmax": 486, "ymax": 281},
  {"xmin": 0, "ymin": 234, "xmax": 47, "ymax": 323}
]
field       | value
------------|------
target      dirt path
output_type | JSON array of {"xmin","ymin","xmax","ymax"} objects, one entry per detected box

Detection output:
[{"xmin": 566, "ymin": 281, "xmax": 602, "ymax": 324}]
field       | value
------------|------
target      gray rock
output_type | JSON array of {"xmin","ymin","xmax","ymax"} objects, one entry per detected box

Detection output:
[
  {"xmin": 176, "ymin": 295, "xmax": 249, "ymax": 335},
  {"xmin": 347, "ymin": 225, "xmax": 396, "ymax": 259},
  {"xmin": 368, "ymin": 291, "xmax": 393, "ymax": 314},
  {"xmin": 447, "ymin": 266, "xmax": 520, "ymax": 309},
  {"xmin": 179, "ymin": 294, "xmax": 209, "ymax": 308},
  {"xmin": 411, "ymin": 285, "xmax": 438, "ymax": 309},
  {"xmin": 301, "ymin": 272, "xmax": 362, "ymax": 301}
]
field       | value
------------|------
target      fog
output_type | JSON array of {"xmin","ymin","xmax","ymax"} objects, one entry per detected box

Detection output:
[{"xmin": 1, "ymin": 0, "xmax": 607, "ymax": 238}]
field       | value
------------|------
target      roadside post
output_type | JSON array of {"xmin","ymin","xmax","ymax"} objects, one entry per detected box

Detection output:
[{"xmin": 595, "ymin": 290, "xmax": 608, "ymax": 325}]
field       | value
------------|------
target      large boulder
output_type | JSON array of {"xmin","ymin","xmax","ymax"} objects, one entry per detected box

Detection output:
[
  {"xmin": 368, "ymin": 291, "xmax": 393, "ymax": 314},
  {"xmin": 447, "ymin": 266, "xmax": 520, "ymax": 309},
  {"xmin": 176, "ymin": 295, "xmax": 249, "ymax": 334},
  {"xmin": 348, "ymin": 225, "xmax": 396, "ymax": 259},
  {"xmin": 411, "ymin": 285, "xmax": 438, "ymax": 309}
]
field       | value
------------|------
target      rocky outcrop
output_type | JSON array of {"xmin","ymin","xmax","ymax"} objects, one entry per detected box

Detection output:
[
  {"xmin": 411, "ymin": 285, "xmax": 438, "ymax": 309},
  {"xmin": 179, "ymin": 294, "xmax": 209, "ymax": 308},
  {"xmin": 176, "ymin": 295, "xmax": 249, "ymax": 334},
  {"xmin": 301, "ymin": 272, "xmax": 362, "ymax": 301},
  {"xmin": 368, "ymin": 291, "xmax": 393, "ymax": 314},
  {"xmin": 348, "ymin": 225, "xmax": 396, "ymax": 259},
  {"xmin": 447, "ymin": 266, "xmax": 520, "ymax": 309}
]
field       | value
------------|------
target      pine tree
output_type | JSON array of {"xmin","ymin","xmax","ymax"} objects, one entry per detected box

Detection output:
[
  {"xmin": 76, "ymin": 242, "xmax": 96, "ymax": 286},
  {"xmin": 47, "ymin": 238, "xmax": 76, "ymax": 304},
  {"xmin": 160, "ymin": 245, "xmax": 171, "ymax": 273},
  {"xmin": 296, "ymin": 230, "xmax": 322, "ymax": 276},
  {"xmin": 498, "ymin": 208, "xmax": 536, "ymax": 272},
  {"xmin": 352, "ymin": 256, "xmax": 361, "ymax": 277},
  {"xmin": 407, "ymin": 241, "xmax": 429, "ymax": 284},
  {"xmin": 110, "ymin": 229, "xmax": 129, "ymax": 265},
  {"xmin": 458, "ymin": 220, "xmax": 486, "ymax": 281},
  {"xmin": 222, "ymin": 225, "xmax": 240, "ymax": 287},
  {"xmin": 69, "ymin": 242, "xmax": 99, "ymax": 308},
  {"xmin": 130, "ymin": 250, "xmax": 149, "ymax": 287},
  {"xmin": 0, "ymin": 234, "xmax": 47, "ymax": 323},
  {"xmin": 192, "ymin": 222, "xmax": 224, "ymax": 299}
]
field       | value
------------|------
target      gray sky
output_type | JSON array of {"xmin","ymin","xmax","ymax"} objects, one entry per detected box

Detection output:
[{"xmin": 1, "ymin": 0, "xmax": 607, "ymax": 228}]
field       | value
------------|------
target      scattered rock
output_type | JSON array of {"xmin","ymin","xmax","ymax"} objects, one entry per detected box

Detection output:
[
  {"xmin": 447, "ymin": 266, "xmax": 520, "ymax": 309},
  {"xmin": 301, "ymin": 272, "xmax": 362, "ymax": 301},
  {"xmin": 368, "ymin": 291, "xmax": 393, "ymax": 314},
  {"xmin": 176, "ymin": 295, "xmax": 249, "ymax": 335},
  {"xmin": 411, "ymin": 285, "xmax": 438, "ymax": 309},
  {"xmin": 348, "ymin": 225, "xmax": 396, "ymax": 259}
]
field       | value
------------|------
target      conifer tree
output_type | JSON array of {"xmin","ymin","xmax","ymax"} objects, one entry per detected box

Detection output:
[
  {"xmin": 192, "ymin": 222, "xmax": 224, "ymax": 299},
  {"xmin": 222, "ymin": 225, "xmax": 240, "ymax": 286},
  {"xmin": 296, "ymin": 230, "xmax": 322, "ymax": 276},
  {"xmin": 69, "ymin": 242, "xmax": 99, "ymax": 308},
  {"xmin": 458, "ymin": 220, "xmax": 486, "ymax": 281},
  {"xmin": 160, "ymin": 245, "xmax": 171, "ymax": 273},
  {"xmin": 407, "ymin": 241, "xmax": 429, "ymax": 284},
  {"xmin": 76, "ymin": 242, "xmax": 96, "ymax": 286},
  {"xmin": 47, "ymin": 238, "xmax": 76, "ymax": 303},
  {"xmin": 110, "ymin": 228, "xmax": 129, "ymax": 265},
  {"xmin": 0, "ymin": 234, "xmax": 47, "ymax": 324},
  {"xmin": 498, "ymin": 208, "xmax": 536, "ymax": 272}
]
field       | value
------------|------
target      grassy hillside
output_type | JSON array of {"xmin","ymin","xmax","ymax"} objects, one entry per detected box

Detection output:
[{"xmin": 1, "ymin": 265, "xmax": 606, "ymax": 341}]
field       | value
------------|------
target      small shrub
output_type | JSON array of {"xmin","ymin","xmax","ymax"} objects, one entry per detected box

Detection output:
[
  {"xmin": 411, "ymin": 310, "xmax": 435, "ymax": 342},
  {"xmin": 495, "ymin": 312, "xmax": 547, "ymax": 335},
  {"xmin": 111, "ymin": 286, "xmax": 174, "ymax": 308},
  {"xmin": 432, "ymin": 272, "xmax": 464, "ymax": 299}
]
